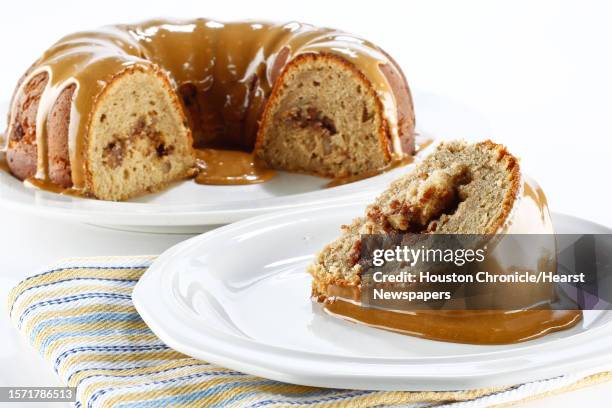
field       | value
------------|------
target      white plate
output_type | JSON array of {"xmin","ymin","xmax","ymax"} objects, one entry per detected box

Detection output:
[
  {"xmin": 0, "ymin": 91, "xmax": 488, "ymax": 232},
  {"xmin": 133, "ymin": 204, "xmax": 612, "ymax": 391}
]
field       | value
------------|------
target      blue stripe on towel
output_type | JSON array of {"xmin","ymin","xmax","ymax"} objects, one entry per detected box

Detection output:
[{"xmin": 18, "ymin": 293, "xmax": 133, "ymax": 326}]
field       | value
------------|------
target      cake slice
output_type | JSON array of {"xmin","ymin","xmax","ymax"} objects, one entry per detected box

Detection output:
[
  {"xmin": 308, "ymin": 140, "xmax": 582, "ymax": 344},
  {"xmin": 309, "ymin": 140, "xmax": 521, "ymax": 300}
]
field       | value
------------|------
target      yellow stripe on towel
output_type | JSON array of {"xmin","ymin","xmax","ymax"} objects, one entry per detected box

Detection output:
[
  {"xmin": 67, "ymin": 359, "xmax": 210, "ymax": 387},
  {"xmin": 8, "ymin": 267, "xmax": 146, "ymax": 308}
]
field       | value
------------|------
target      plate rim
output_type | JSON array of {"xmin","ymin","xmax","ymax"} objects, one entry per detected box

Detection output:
[
  {"xmin": 0, "ymin": 170, "xmax": 378, "ymax": 225},
  {"xmin": 133, "ymin": 204, "xmax": 612, "ymax": 390}
]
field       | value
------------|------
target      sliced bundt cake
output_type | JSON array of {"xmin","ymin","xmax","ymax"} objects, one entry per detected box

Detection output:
[
  {"xmin": 4, "ymin": 19, "xmax": 415, "ymax": 200},
  {"xmin": 309, "ymin": 140, "xmax": 582, "ymax": 344}
]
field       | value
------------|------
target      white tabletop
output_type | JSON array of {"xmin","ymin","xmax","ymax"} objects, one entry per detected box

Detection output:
[{"xmin": 1, "ymin": 0, "xmax": 611, "ymax": 406}]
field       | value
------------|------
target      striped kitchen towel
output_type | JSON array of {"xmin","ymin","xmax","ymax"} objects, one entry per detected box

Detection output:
[{"xmin": 7, "ymin": 256, "xmax": 612, "ymax": 408}]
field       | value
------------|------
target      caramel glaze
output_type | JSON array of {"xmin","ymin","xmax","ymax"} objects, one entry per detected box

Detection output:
[
  {"xmin": 321, "ymin": 280, "xmax": 582, "ymax": 345},
  {"xmin": 0, "ymin": 158, "xmax": 8, "ymax": 173},
  {"xmin": 323, "ymin": 298, "xmax": 582, "ymax": 345},
  {"xmin": 317, "ymin": 180, "xmax": 583, "ymax": 345},
  {"xmin": 194, "ymin": 148, "xmax": 275, "ymax": 185},
  {"xmin": 24, "ymin": 177, "xmax": 88, "ymax": 197},
  {"xmin": 4, "ymin": 19, "xmax": 412, "ymax": 192},
  {"xmin": 0, "ymin": 141, "xmax": 9, "ymax": 173}
]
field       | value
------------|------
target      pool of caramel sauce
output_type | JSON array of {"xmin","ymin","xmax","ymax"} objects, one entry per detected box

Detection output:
[
  {"xmin": 194, "ymin": 148, "xmax": 276, "ymax": 185},
  {"xmin": 324, "ymin": 299, "xmax": 582, "ymax": 345},
  {"xmin": 322, "ymin": 285, "xmax": 582, "ymax": 345},
  {"xmin": 194, "ymin": 137, "xmax": 430, "ymax": 187}
]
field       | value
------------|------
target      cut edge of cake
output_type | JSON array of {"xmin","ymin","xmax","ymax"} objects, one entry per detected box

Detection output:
[
  {"xmin": 308, "ymin": 140, "xmax": 522, "ymax": 301},
  {"xmin": 254, "ymin": 53, "xmax": 395, "ymax": 178},
  {"xmin": 83, "ymin": 65, "xmax": 195, "ymax": 201}
]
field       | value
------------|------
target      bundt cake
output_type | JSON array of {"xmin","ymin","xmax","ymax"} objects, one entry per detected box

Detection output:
[
  {"xmin": 3, "ymin": 19, "xmax": 415, "ymax": 201},
  {"xmin": 308, "ymin": 140, "xmax": 582, "ymax": 344}
]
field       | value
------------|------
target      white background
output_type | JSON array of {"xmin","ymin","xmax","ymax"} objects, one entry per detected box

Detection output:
[{"xmin": 1, "ymin": 0, "xmax": 611, "ymax": 406}]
